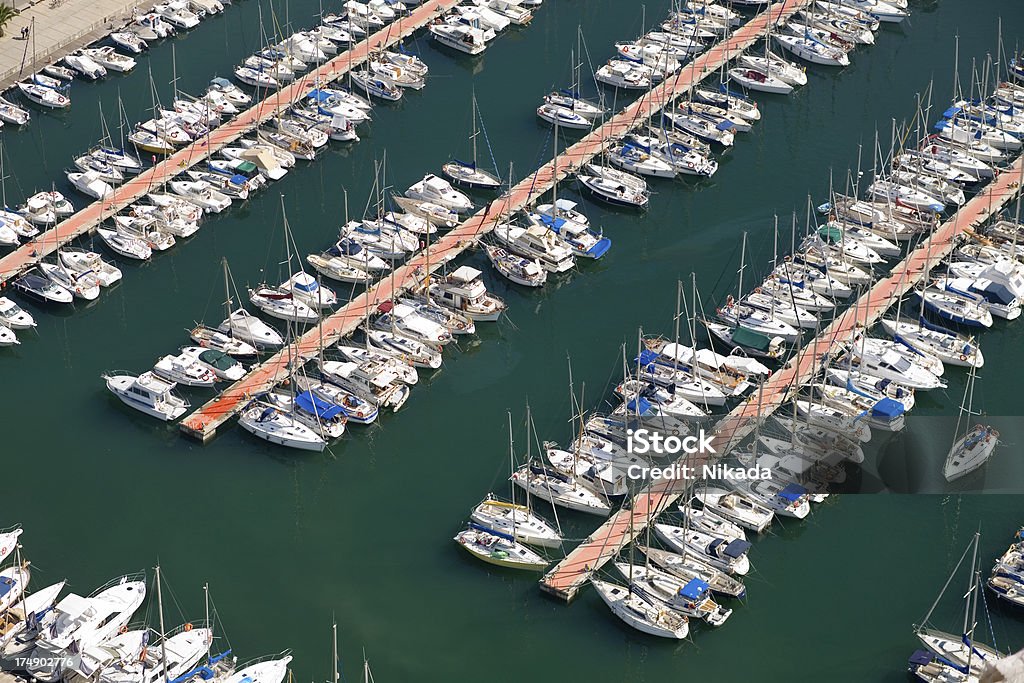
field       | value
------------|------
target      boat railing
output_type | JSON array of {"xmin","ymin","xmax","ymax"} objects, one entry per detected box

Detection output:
[
  {"xmin": 88, "ymin": 569, "xmax": 147, "ymax": 597},
  {"xmin": 0, "ymin": 523, "xmax": 22, "ymax": 535},
  {"xmin": 233, "ymin": 651, "xmax": 293, "ymax": 669},
  {"xmin": 162, "ymin": 618, "xmax": 213, "ymax": 638}
]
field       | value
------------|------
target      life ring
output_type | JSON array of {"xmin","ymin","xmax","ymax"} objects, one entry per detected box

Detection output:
[
  {"xmin": 184, "ymin": 623, "xmax": 193, "ymax": 632},
  {"xmin": 119, "ymin": 625, "xmax": 128, "ymax": 634},
  {"xmin": 960, "ymin": 353, "xmax": 968, "ymax": 362}
]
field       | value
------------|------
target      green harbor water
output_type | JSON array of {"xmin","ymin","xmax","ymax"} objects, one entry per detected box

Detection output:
[{"xmin": 2, "ymin": 0, "xmax": 1024, "ymax": 679}]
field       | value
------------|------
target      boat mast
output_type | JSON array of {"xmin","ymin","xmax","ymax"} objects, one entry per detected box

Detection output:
[
  {"xmin": 331, "ymin": 618, "xmax": 339, "ymax": 683},
  {"xmin": 156, "ymin": 565, "xmax": 168, "ymax": 681}
]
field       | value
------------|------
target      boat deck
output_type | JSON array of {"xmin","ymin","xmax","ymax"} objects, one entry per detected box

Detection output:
[
  {"xmin": 179, "ymin": 0, "xmax": 814, "ymax": 442},
  {"xmin": 539, "ymin": 154, "xmax": 1024, "ymax": 603},
  {"xmin": 0, "ymin": 0, "xmax": 462, "ymax": 286}
]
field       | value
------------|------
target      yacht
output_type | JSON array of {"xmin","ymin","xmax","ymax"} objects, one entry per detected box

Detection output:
[
  {"xmin": 27, "ymin": 576, "xmax": 147, "ymax": 682},
  {"xmin": 319, "ymin": 359, "xmax": 411, "ymax": 411},
  {"xmin": 429, "ymin": 22, "xmax": 488, "ymax": 55},
  {"xmin": 470, "ymin": 495, "xmax": 561, "ymax": 548},
  {"xmin": 104, "ymin": 372, "xmax": 189, "ymax": 420},
  {"xmin": 12, "ymin": 268, "xmax": 73, "ymax": 305},
  {"xmin": 38, "ymin": 262, "xmax": 100, "ymax": 301},
  {"xmin": 493, "ymin": 223, "xmax": 575, "ymax": 273},
  {"xmin": 153, "ymin": 351, "xmax": 218, "ymax": 387},
  {"xmin": 591, "ymin": 578, "xmax": 690, "ymax": 639},
  {"xmin": 179, "ymin": 345, "xmax": 246, "ymax": 381},
  {"xmin": 97, "ymin": 227, "xmax": 152, "ymax": 260},
  {"xmin": 0, "ymin": 297, "xmax": 36, "ymax": 329},
  {"xmin": 484, "ymin": 245, "xmax": 546, "ymax": 287},
  {"xmin": 405, "ymin": 174, "xmax": 473, "ymax": 212}
]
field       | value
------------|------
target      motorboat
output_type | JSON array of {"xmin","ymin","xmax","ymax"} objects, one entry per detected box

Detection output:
[
  {"xmin": 67, "ymin": 171, "xmax": 114, "ymax": 200},
  {"xmin": 154, "ymin": 1, "xmax": 201, "ymax": 29},
  {"xmin": 336, "ymin": 344, "xmax": 417, "ymax": 385},
  {"xmin": 153, "ymin": 351, "xmax": 218, "ymax": 387},
  {"xmin": 110, "ymin": 31, "xmax": 148, "ymax": 54},
  {"xmin": 429, "ymin": 22, "xmax": 488, "ymax": 55},
  {"xmin": 419, "ymin": 265, "xmax": 506, "ymax": 321},
  {"xmin": 104, "ymin": 372, "xmax": 188, "ymax": 420},
  {"xmin": 20, "ymin": 190, "xmax": 73, "ymax": 225},
  {"xmin": 594, "ymin": 59, "xmax": 652, "ymax": 89},
  {"xmin": 319, "ymin": 359, "xmax": 410, "ymax": 412},
  {"xmin": 178, "ymin": 346, "xmax": 246, "ymax": 381},
  {"xmin": 208, "ymin": 77, "xmax": 252, "ymax": 106},
  {"xmin": 0, "ymin": 96, "xmax": 30, "ymax": 125},
  {"xmin": 936, "ymin": 275, "xmax": 1019, "ymax": 321},
  {"xmin": 59, "ymin": 248, "xmax": 122, "ymax": 286},
  {"xmin": 39, "ymin": 262, "xmax": 100, "ymax": 300},
  {"xmin": 81, "ymin": 47, "xmax": 136, "ymax": 73},
  {"xmin": 63, "ymin": 51, "xmax": 107, "ymax": 80},
  {"xmin": 373, "ymin": 301, "xmax": 453, "ymax": 347},
  {"xmin": 367, "ymin": 329, "xmax": 442, "ymax": 369},
  {"xmin": 131, "ymin": 13, "xmax": 174, "ymax": 40},
  {"xmin": 405, "ymin": 174, "xmax": 473, "ymax": 212},
  {"xmin": 12, "ymin": 268, "xmax": 73, "ymax": 305},
  {"xmin": 0, "ymin": 296, "xmax": 35, "ymax": 330},
  {"xmin": 493, "ymin": 223, "xmax": 575, "ymax": 273},
  {"xmin": 218, "ymin": 308, "xmax": 284, "ymax": 349}
]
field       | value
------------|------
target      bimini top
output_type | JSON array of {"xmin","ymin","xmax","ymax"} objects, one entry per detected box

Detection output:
[
  {"xmin": 723, "ymin": 539, "xmax": 751, "ymax": 559},
  {"xmin": 679, "ymin": 578, "xmax": 710, "ymax": 601},
  {"xmin": 777, "ymin": 483, "xmax": 808, "ymax": 503},
  {"xmin": 448, "ymin": 265, "xmax": 482, "ymax": 283}
]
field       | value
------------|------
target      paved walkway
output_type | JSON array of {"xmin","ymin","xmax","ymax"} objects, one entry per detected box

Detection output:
[
  {"xmin": 539, "ymin": 154, "xmax": 1024, "ymax": 603},
  {"xmin": 0, "ymin": 0, "xmax": 459, "ymax": 285},
  {"xmin": 0, "ymin": 0, "xmax": 149, "ymax": 90}
]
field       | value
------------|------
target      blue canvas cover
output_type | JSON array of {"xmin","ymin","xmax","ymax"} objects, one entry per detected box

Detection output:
[
  {"xmin": 871, "ymin": 397, "xmax": 905, "ymax": 419},
  {"xmin": 626, "ymin": 396, "xmax": 653, "ymax": 415},
  {"xmin": 778, "ymin": 483, "xmax": 807, "ymax": 503},
  {"xmin": 679, "ymin": 578, "xmax": 709, "ymax": 601},
  {"xmin": 295, "ymin": 390, "xmax": 344, "ymax": 420},
  {"xmin": 723, "ymin": 539, "xmax": 751, "ymax": 558}
]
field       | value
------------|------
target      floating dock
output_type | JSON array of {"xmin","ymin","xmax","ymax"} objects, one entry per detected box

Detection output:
[
  {"xmin": 0, "ymin": 0, "xmax": 462, "ymax": 285},
  {"xmin": 539, "ymin": 154, "xmax": 1024, "ymax": 603},
  {"xmin": 179, "ymin": 0, "xmax": 816, "ymax": 442}
]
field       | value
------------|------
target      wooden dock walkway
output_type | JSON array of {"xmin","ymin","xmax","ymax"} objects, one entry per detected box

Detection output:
[
  {"xmin": 0, "ymin": 0, "xmax": 461, "ymax": 285},
  {"xmin": 178, "ymin": 0, "xmax": 814, "ymax": 442},
  {"xmin": 539, "ymin": 154, "xmax": 1024, "ymax": 603}
]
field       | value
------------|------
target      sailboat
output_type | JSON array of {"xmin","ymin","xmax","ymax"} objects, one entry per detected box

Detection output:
[
  {"xmin": 913, "ymin": 532, "xmax": 1003, "ymax": 677},
  {"xmin": 942, "ymin": 363, "xmax": 998, "ymax": 482},
  {"xmin": 453, "ymin": 524, "xmax": 549, "ymax": 571},
  {"xmin": 442, "ymin": 92, "xmax": 501, "ymax": 190}
]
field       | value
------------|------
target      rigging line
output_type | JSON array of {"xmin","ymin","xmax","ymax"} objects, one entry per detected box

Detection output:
[
  {"xmin": 917, "ymin": 532, "xmax": 973, "ymax": 629},
  {"xmin": 475, "ymin": 99, "xmax": 502, "ymax": 183}
]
